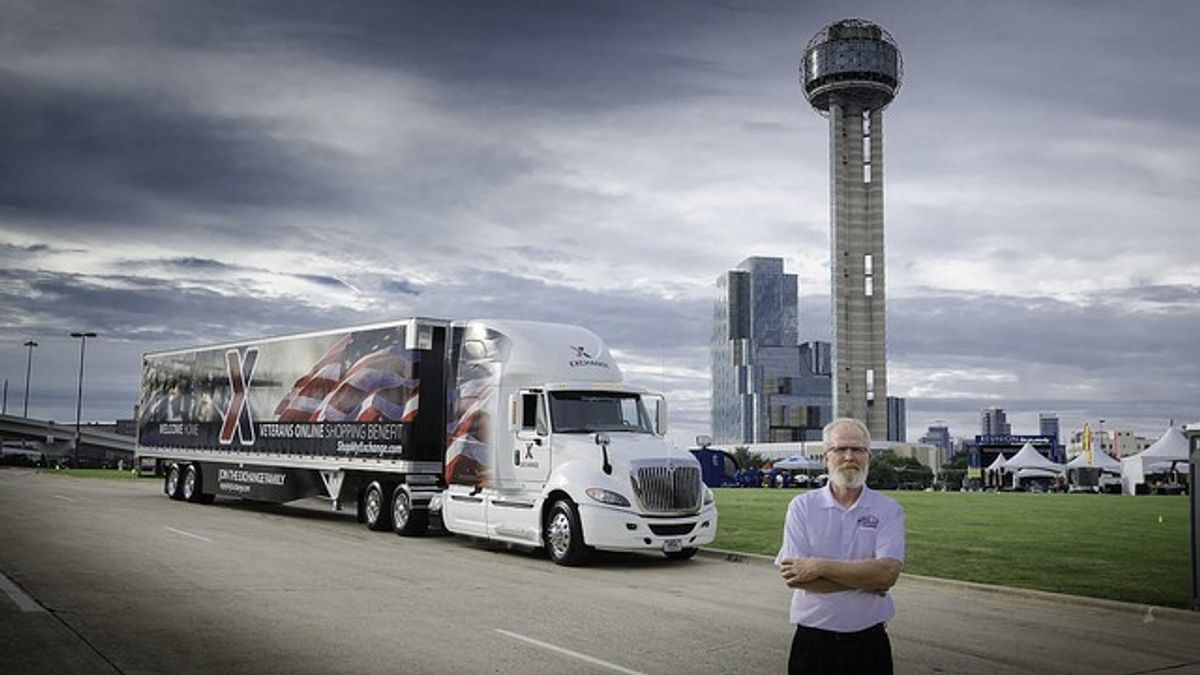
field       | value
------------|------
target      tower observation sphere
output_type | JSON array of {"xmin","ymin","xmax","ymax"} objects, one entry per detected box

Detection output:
[
  {"xmin": 802, "ymin": 18, "xmax": 902, "ymax": 113},
  {"xmin": 800, "ymin": 18, "xmax": 902, "ymax": 440}
]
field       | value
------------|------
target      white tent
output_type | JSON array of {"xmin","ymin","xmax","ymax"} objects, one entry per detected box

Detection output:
[
  {"xmin": 985, "ymin": 454, "xmax": 1008, "ymax": 472},
  {"xmin": 774, "ymin": 454, "xmax": 824, "ymax": 471},
  {"xmin": 1004, "ymin": 443, "xmax": 1064, "ymax": 472},
  {"xmin": 1003, "ymin": 443, "xmax": 1063, "ymax": 488},
  {"xmin": 984, "ymin": 453, "xmax": 1007, "ymax": 488},
  {"xmin": 1121, "ymin": 427, "xmax": 1191, "ymax": 495},
  {"xmin": 1066, "ymin": 449, "xmax": 1121, "ymax": 473}
]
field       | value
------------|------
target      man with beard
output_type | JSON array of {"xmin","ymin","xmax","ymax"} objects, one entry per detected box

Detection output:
[{"xmin": 776, "ymin": 418, "xmax": 905, "ymax": 674}]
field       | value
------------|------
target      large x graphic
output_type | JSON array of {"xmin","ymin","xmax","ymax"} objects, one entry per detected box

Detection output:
[{"xmin": 220, "ymin": 348, "xmax": 258, "ymax": 445}]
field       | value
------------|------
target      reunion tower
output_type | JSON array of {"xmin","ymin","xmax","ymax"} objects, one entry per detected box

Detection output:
[{"xmin": 802, "ymin": 19, "xmax": 902, "ymax": 440}]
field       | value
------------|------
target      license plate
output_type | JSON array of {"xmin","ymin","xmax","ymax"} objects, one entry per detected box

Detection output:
[{"xmin": 663, "ymin": 539, "xmax": 682, "ymax": 553}]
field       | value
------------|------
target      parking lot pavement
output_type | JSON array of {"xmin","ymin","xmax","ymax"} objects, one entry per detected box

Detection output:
[
  {"xmin": 0, "ymin": 571, "xmax": 115, "ymax": 675},
  {"xmin": 2, "ymin": 468, "xmax": 1198, "ymax": 674}
]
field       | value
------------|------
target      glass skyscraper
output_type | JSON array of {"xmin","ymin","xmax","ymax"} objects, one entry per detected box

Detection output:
[{"xmin": 710, "ymin": 257, "xmax": 831, "ymax": 443}]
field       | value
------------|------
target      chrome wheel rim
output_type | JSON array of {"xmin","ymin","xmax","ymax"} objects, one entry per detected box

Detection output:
[
  {"xmin": 365, "ymin": 488, "xmax": 381, "ymax": 524},
  {"xmin": 167, "ymin": 467, "xmax": 179, "ymax": 495},
  {"xmin": 547, "ymin": 511, "xmax": 571, "ymax": 558},
  {"xmin": 392, "ymin": 492, "xmax": 409, "ymax": 529},
  {"xmin": 183, "ymin": 470, "xmax": 195, "ymax": 499}
]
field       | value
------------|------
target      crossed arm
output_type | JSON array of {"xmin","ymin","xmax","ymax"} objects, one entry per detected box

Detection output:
[{"xmin": 779, "ymin": 556, "xmax": 902, "ymax": 594}]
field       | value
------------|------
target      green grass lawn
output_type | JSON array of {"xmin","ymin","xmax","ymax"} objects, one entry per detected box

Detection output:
[{"xmin": 712, "ymin": 488, "xmax": 1192, "ymax": 609}]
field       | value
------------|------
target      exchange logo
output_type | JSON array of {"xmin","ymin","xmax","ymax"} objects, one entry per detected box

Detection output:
[{"xmin": 220, "ymin": 347, "xmax": 258, "ymax": 445}]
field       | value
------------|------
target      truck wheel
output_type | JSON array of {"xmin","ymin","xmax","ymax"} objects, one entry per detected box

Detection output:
[
  {"xmin": 182, "ymin": 464, "xmax": 202, "ymax": 503},
  {"xmin": 544, "ymin": 499, "xmax": 591, "ymax": 566},
  {"xmin": 363, "ymin": 481, "xmax": 393, "ymax": 531},
  {"xmin": 165, "ymin": 464, "xmax": 184, "ymax": 500},
  {"xmin": 391, "ymin": 486, "xmax": 428, "ymax": 537},
  {"xmin": 665, "ymin": 547, "xmax": 698, "ymax": 561}
]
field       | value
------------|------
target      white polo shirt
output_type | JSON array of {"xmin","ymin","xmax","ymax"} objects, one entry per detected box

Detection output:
[{"xmin": 774, "ymin": 485, "xmax": 905, "ymax": 632}]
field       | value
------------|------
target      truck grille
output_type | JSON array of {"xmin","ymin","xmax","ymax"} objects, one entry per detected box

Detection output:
[
  {"xmin": 648, "ymin": 523, "xmax": 695, "ymax": 536},
  {"xmin": 631, "ymin": 465, "xmax": 701, "ymax": 514}
]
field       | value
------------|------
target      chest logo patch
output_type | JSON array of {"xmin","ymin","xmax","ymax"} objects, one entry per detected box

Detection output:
[{"xmin": 857, "ymin": 514, "xmax": 879, "ymax": 529}]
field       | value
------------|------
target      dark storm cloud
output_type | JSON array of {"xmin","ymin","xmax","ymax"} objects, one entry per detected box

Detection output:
[
  {"xmin": 885, "ymin": 0, "xmax": 1200, "ymax": 128},
  {"xmin": 411, "ymin": 269, "xmax": 710, "ymax": 353},
  {"xmin": 292, "ymin": 274, "xmax": 351, "ymax": 289},
  {"xmin": 0, "ymin": 269, "xmax": 361, "ymax": 345},
  {"xmin": 0, "ymin": 73, "xmax": 342, "ymax": 229},
  {"xmin": 126, "ymin": 258, "xmax": 360, "ymax": 293},
  {"xmin": 889, "ymin": 288, "xmax": 1200, "ymax": 372},
  {"xmin": 0, "ymin": 243, "xmax": 51, "ymax": 254},
  {"xmin": 1104, "ymin": 285, "xmax": 1200, "ymax": 306},
  {"xmin": 888, "ymin": 286, "xmax": 1200, "ymax": 436},
  {"xmin": 164, "ymin": 254, "xmax": 243, "ymax": 270},
  {"xmin": 241, "ymin": 1, "xmax": 733, "ymax": 113},
  {"xmin": 381, "ymin": 279, "xmax": 420, "ymax": 296}
]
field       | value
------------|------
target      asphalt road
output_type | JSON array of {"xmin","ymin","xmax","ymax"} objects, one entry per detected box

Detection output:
[{"xmin": 1, "ymin": 468, "xmax": 1197, "ymax": 674}]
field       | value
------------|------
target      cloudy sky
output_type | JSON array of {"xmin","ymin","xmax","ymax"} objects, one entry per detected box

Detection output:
[{"xmin": 2, "ymin": 0, "xmax": 1197, "ymax": 447}]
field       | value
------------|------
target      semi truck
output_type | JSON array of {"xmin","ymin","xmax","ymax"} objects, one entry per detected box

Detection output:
[{"xmin": 136, "ymin": 318, "xmax": 716, "ymax": 564}]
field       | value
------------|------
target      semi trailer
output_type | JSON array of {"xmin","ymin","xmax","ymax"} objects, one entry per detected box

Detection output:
[{"xmin": 136, "ymin": 318, "xmax": 716, "ymax": 564}]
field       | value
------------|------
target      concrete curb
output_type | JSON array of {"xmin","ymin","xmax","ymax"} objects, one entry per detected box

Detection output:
[{"xmin": 697, "ymin": 546, "xmax": 1200, "ymax": 624}]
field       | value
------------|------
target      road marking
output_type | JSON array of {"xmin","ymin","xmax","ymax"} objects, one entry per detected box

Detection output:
[
  {"xmin": 53, "ymin": 495, "xmax": 78, "ymax": 502},
  {"xmin": 0, "ymin": 573, "xmax": 47, "ymax": 613},
  {"xmin": 165, "ymin": 526, "xmax": 212, "ymax": 542},
  {"xmin": 495, "ymin": 629, "xmax": 646, "ymax": 675}
]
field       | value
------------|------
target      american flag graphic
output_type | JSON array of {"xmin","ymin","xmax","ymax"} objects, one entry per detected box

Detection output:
[{"xmin": 273, "ymin": 329, "xmax": 420, "ymax": 423}]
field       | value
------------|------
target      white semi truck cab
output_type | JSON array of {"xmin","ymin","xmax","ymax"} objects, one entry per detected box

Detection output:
[
  {"xmin": 136, "ymin": 317, "xmax": 716, "ymax": 565},
  {"xmin": 440, "ymin": 320, "xmax": 716, "ymax": 564}
]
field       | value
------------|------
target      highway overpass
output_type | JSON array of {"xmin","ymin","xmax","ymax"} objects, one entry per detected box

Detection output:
[{"xmin": 0, "ymin": 413, "xmax": 135, "ymax": 467}]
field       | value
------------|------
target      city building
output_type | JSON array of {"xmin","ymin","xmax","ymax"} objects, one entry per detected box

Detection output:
[
  {"xmin": 886, "ymin": 396, "xmax": 906, "ymax": 442},
  {"xmin": 801, "ymin": 19, "xmax": 902, "ymax": 440},
  {"xmin": 1038, "ymin": 413, "xmax": 1060, "ymax": 446},
  {"xmin": 1067, "ymin": 428, "xmax": 1153, "ymax": 459},
  {"xmin": 920, "ymin": 423, "xmax": 952, "ymax": 457},
  {"xmin": 710, "ymin": 257, "xmax": 831, "ymax": 444},
  {"xmin": 981, "ymin": 407, "xmax": 1012, "ymax": 436}
]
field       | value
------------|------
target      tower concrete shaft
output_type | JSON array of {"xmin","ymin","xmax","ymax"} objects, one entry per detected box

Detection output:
[
  {"xmin": 802, "ymin": 18, "xmax": 901, "ymax": 441},
  {"xmin": 829, "ymin": 103, "xmax": 887, "ymax": 439}
]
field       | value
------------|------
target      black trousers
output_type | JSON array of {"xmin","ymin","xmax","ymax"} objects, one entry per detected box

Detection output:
[{"xmin": 788, "ymin": 623, "xmax": 893, "ymax": 675}]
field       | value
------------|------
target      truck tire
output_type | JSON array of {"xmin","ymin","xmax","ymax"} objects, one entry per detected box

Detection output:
[
  {"xmin": 363, "ymin": 481, "xmax": 393, "ymax": 532},
  {"xmin": 665, "ymin": 547, "xmax": 698, "ymax": 561},
  {"xmin": 165, "ymin": 464, "xmax": 184, "ymax": 501},
  {"xmin": 544, "ymin": 499, "xmax": 591, "ymax": 566},
  {"xmin": 182, "ymin": 464, "xmax": 202, "ymax": 503},
  {"xmin": 391, "ymin": 486, "xmax": 428, "ymax": 537}
]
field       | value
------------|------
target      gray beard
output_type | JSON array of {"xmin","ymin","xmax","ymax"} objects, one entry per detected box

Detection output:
[{"xmin": 831, "ymin": 466, "xmax": 866, "ymax": 490}]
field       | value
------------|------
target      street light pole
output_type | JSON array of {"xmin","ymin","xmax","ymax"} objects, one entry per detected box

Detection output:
[
  {"xmin": 70, "ymin": 332, "xmax": 97, "ymax": 465},
  {"xmin": 23, "ymin": 339, "xmax": 38, "ymax": 418}
]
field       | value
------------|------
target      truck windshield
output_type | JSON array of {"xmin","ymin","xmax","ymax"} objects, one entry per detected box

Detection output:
[{"xmin": 548, "ymin": 392, "xmax": 654, "ymax": 434}]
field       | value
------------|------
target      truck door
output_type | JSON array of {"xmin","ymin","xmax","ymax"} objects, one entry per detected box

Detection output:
[{"xmin": 512, "ymin": 391, "xmax": 552, "ymax": 485}]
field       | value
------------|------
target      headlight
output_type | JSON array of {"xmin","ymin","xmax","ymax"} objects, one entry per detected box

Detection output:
[
  {"xmin": 585, "ymin": 488, "xmax": 631, "ymax": 507},
  {"xmin": 703, "ymin": 486, "xmax": 714, "ymax": 505}
]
